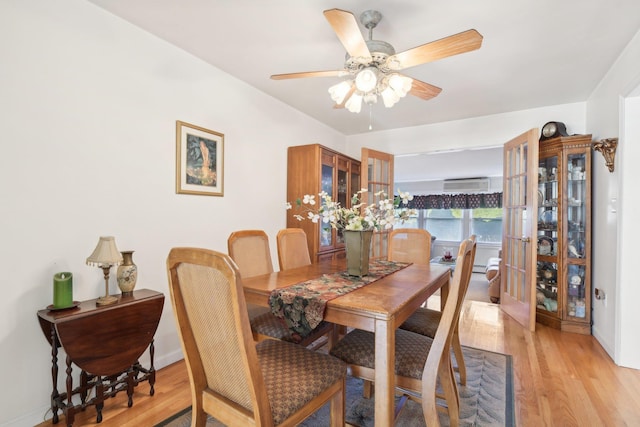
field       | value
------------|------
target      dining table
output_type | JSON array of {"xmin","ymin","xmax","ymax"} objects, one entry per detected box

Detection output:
[{"xmin": 242, "ymin": 257, "xmax": 451, "ymax": 426}]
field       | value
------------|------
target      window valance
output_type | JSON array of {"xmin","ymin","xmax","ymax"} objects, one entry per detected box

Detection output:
[{"xmin": 406, "ymin": 192, "xmax": 502, "ymax": 210}]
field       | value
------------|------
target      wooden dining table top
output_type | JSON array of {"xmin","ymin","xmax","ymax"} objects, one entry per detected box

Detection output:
[
  {"xmin": 241, "ymin": 258, "xmax": 451, "ymax": 426},
  {"xmin": 243, "ymin": 260, "xmax": 449, "ymax": 328}
]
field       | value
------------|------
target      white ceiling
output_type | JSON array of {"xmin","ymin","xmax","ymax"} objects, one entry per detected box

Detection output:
[{"xmin": 86, "ymin": 0, "xmax": 640, "ymax": 181}]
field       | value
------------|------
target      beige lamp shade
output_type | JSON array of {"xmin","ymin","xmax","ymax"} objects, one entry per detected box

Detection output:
[{"xmin": 86, "ymin": 236, "xmax": 123, "ymax": 267}]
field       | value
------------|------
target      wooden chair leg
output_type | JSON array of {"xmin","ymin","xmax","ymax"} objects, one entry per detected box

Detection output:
[
  {"xmin": 363, "ymin": 380, "xmax": 373, "ymax": 398},
  {"xmin": 439, "ymin": 361, "xmax": 460, "ymax": 427},
  {"xmin": 452, "ymin": 328, "xmax": 466, "ymax": 385}
]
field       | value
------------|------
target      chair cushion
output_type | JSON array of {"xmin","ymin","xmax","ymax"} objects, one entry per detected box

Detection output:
[
  {"xmin": 252, "ymin": 312, "xmax": 332, "ymax": 344},
  {"xmin": 399, "ymin": 307, "xmax": 441, "ymax": 338},
  {"xmin": 251, "ymin": 311, "xmax": 291, "ymax": 340},
  {"xmin": 257, "ymin": 339, "xmax": 346, "ymax": 425},
  {"xmin": 329, "ymin": 328, "xmax": 433, "ymax": 380}
]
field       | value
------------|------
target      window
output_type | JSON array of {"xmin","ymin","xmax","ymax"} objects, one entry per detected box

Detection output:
[
  {"xmin": 400, "ymin": 208, "xmax": 503, "ymax": 244},
  {"xmin": 425, "ymin": 209, "xmax": 463, "ymax": 241},
  {"xmin": 470, "ymin": 208, "xmax": 503, "ymax": 243}
]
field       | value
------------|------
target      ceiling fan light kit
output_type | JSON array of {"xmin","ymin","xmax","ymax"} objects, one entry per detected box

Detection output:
[{"xmin": 271, "ymin": 8, "xmax": 483, "ymax": 115}]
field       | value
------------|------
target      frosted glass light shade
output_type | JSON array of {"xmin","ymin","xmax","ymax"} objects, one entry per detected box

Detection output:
[
  {"xmin": 381, "ymin": 86, "xmax": 400, "ymax": 108},
  {"xmin": 328, "ymin": 81, "xmax": 352, "ymax": 104},
  {"xmin": 345, "ymin": 93, "xmax": 363, "ymax": 113},
  {"xmin": 354, "ymin": 67, "xmax": 378, "ymax": 93},
  {"xmin": 388, "ymin": 74, "xmax": 412, "ymax": 97}
]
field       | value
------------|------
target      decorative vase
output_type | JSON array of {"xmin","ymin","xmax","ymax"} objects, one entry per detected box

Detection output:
[
  {"xmin": 117, "ymin": 251, "xmax": 138, "ymax": 295},
  {"xmin": 344, "ymin": 230, "xmax": 373, "ymax": 277}
]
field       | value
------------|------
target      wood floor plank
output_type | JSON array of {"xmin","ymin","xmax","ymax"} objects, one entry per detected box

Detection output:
[{"xmin": 35, "ymin": 301, "xmax": 640, "ymax": 426}]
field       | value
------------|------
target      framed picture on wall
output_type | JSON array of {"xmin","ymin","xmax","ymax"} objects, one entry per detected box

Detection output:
[{"xmin": 176, "ymin": 120, "xmax": 224, "ymax": 196}]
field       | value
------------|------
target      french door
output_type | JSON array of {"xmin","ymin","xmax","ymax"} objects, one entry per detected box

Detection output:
[
  {"xmin": 361, "ymin": 148, "xmax": 394, "ymax": 260},
  {"xmin": 501, "ymin": 129, "xmax": 539, "ymax": 331}
]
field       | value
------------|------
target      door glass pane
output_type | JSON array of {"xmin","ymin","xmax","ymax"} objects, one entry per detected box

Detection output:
[
  {"xmin": 321, "ymin": 164, "xmax": 333, "ymax": 247},
  {"xmin": 567, "ymin": 264, "xmax": 586, "ymax": 318},
  {"xmin": 567, "ymin": 153, "xmax": 586, "ymax": 259}
]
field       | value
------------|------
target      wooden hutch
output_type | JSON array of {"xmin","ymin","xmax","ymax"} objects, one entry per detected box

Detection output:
[{"xmin": 286, "ymin": 144, "xmax": 360, "ymax": 262}]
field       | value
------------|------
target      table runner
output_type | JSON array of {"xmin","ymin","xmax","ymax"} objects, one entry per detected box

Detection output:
[{"xmin": 269, "ymin": 260, "xmax": 411, "ymax": 342}]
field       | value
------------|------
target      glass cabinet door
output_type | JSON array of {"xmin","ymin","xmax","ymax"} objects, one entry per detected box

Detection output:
[
  {"xmin": 566, "ymin": 152, "xmax": 587, "ymax": 319},
  {"xmin": 320, "ymin": 161, "xmax": 334, "ymax": 248},
  {"xmin": 567, "ymin": 264, "xmax": 587, "ymax": 318},
  {"xmin": 566, "ymin": 153, "xmax": 587, "ymax": 259},
  {"xmin": 336, "ymin": 159, "xmax": 348, "ymax": 246},
  {"xmin": 537, "ymin": 155, "xmax": 559, "ymax": 313}
]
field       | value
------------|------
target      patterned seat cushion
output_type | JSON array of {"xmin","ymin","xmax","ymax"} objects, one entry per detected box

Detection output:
[
  {"xmin": 399, "ymin": 307, "xmax": 441, "ymax": 338},
  {"xmin": 252, "ymin": 312, "xmax": 332, "ymax": 344},
  {"xmin": 257, "ymin": 339, "xmax": 346, "ymax": 425},
  {"xmin": 329, "ymin": 328, "xmax": 433, "ymax": 380},
  {"xmin": 251, "ymin": 311, "xmax": 291, "ymax": 340}
]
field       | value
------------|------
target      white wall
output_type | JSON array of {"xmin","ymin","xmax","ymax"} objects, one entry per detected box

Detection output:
[
  {"xmin": 344, "ymin": 102, "xmax": 586, "ymax": 158},
  {"xmin": 0, "ymin": 1, "xmax": 345, "ymax": 424},
  {"xmin": 586, "ymin": 28, "xmax": 640, "ymax": 368}
]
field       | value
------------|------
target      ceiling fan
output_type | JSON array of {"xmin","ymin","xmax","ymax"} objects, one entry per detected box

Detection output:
[{"xmin": 271, "ymin": 8, "xmax": 483, "ymax": 113}]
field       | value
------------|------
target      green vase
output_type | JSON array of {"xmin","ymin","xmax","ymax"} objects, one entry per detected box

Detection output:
[{"xmin": 344, "ymin": 230, "xmax": 373, "ymax": 277}]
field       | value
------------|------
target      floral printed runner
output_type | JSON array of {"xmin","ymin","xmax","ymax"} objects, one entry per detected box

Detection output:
[{"xmin": 269, "ymin": 260, "xmax": 411, "ymax": 342}]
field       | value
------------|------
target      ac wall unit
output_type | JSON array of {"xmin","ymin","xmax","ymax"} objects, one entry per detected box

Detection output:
[{"xmin": 442, "ymin": 178, "xmax": 490, "ymax": 193}]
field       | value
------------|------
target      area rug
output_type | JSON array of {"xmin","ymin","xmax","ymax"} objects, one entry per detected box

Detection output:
[{"xmin": 155, "ymin": 345, "xmax": 514, "ymax": 427}]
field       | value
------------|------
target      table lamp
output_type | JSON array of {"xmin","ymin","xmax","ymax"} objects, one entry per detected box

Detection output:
[{"xmin": 86, "ymin": 236, "xmax": 123, "ymax": 306}]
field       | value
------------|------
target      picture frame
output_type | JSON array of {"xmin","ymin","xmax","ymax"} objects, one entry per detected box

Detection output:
[{"xmin": 176, "ymin": 120, "xmax": 224, "ymax": 196}]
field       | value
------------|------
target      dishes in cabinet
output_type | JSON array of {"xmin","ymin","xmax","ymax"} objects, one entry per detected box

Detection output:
[
  {"xmin": 538, "ymin": 236, "xmax": 554, "ymax": 255},
  {"xmin": 538, "ymin": 210, "xmax": 557, "ymax": 230}
]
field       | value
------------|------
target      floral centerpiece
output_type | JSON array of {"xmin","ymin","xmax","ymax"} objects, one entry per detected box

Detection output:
[
  {"xmin": 286, "ymin": 188, "xmax": 415, "ymax": 231},
  {"xmin": 287, "ymin": 189, "xmax": 416, "ymax": 276}
]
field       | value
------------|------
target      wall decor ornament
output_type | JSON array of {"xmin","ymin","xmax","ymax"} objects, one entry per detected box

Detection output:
[
  {"xmin": 176, "ymin": 120, "xmax": 224, "ymax": 196},
  {"xmin": 592, "ymin": 137, "xmax": 618, "ymax": 173}
]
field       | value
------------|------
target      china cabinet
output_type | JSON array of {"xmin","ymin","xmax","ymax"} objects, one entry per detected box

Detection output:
[
  {"xmin": 287, "ymin": 144, "xmax": 361, "ymax": 262},
  {"xmin": 536, "ymin": 134, "xmax": 592, "ymax": 334}
]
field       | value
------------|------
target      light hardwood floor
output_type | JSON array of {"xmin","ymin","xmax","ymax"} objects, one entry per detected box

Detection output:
[{"xmin": 36, "ymin": 300, "xmax": 640, "ymax": 427}]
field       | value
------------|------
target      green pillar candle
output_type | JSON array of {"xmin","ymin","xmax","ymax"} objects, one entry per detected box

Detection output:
[{"xmin": 53, "ymin": 272, "xmax": 73, "ymax": 308}]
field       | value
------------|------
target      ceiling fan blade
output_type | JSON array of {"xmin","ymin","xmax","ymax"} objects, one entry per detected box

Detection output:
[
  {"xmin": 271, "ymin": 70, "xmax": 347, "ymax": 80},
  {"xmin": 409, "ymin": 78, "xmax": 442, "ymax": 100},
  {"xmin": 323, "ymin": 8, "xmax": 371, "ymax": 61},
  {"xmin": 390, "ymin": 29, "xmax": 483, "ymax": 70}
]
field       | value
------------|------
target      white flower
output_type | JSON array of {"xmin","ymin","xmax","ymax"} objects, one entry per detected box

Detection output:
[{"xmin": 288, "ymin": 189, "xmax": 415, "ymax": 232}]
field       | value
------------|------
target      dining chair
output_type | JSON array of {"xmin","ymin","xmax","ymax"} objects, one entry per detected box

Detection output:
[
  {"xmin": 166, "ymin": 247, "xmax": 346, "ymax": 427},
  {"xmin": 329, "ymin": 237, "xmax": 476, "ymax": 427},
  {"xmin": 228, "ymin": 229, "xmax": 334, "ymax": 348},
  {"xmin": 275, "ymin": 228, "xmax": 338, "ymax": 349},
  {"xmin": 227, "ymin": 230, "xmax": 275, "ymax": 330},
  {"xmin": 399, "ymin": 235, "xmax": 477, "ymax": 387},
  {"xmin": 387, "ymin": 228, "xmax": 432, "ymax": 264},
  {"xmin": 276, "ymin": 228, "xmax": 312, "ymax": 270}
]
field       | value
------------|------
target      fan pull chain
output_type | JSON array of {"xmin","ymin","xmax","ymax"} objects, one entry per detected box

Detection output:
[{"xmin": 369, "ymin": 104, "xmax": 373, "ymax": 131}]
